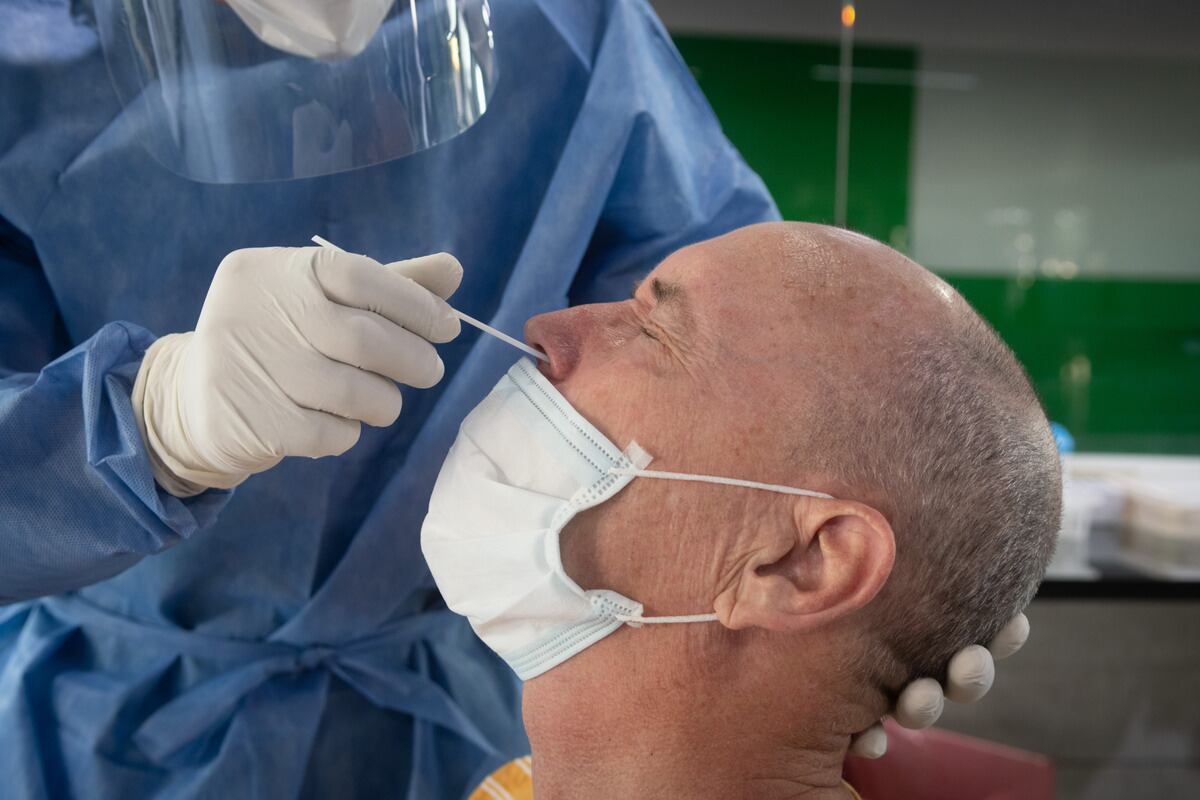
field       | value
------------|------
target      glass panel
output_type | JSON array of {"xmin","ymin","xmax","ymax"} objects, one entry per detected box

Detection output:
[{"xmin": 667, "ymin": 3, "xmax": 1199, "ymax": 589}]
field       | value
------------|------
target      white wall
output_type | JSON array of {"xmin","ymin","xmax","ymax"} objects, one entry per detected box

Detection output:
[
  {"xmin": 649, "ymin": 0, "xmax": 1200, "ymax": 61},
  {"xmin": 651, "ymin": 0, "xmax": 1200, "ymax": 279},
  {"xmin": 908, "ymin": 50, "xmax": 1200, "ymax": 278}
]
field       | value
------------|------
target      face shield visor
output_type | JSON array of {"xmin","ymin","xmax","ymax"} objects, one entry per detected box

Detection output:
[{"xmin": 93, "ymin": 0, "xmax": 498, "ymax": 183}]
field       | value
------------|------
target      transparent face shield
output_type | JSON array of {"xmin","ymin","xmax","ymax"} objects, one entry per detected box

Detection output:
[{"xmin": 94, "ymin": 0, "xmax": 498, "ymax": 183}]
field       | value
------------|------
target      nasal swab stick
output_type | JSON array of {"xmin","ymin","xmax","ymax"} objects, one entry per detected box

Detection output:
[
  {"xmin": 446, "ymin": 308, "xmax": 551, "ymax": 363},
  {"xmin": 312, "ymin": 236, "xmax": 550, "ymax": 363}
]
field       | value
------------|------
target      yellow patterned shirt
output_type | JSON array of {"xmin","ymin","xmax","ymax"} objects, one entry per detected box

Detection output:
[
  {"xmin": 470, "ymin": 757, "xmax": 862, "ymax": 799},
  {"xmin": 470, "ymin": 756, "xmax": 534, "ymax": 800}
]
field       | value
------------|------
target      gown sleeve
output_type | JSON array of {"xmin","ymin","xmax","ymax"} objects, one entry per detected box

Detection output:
[
  {"xmin": 567, "ymin": 0, "xmax": 781, "ymax": 305},
  {"xmin": 0, "ymin": 217, "xmax": 230, "ymax": 603}
]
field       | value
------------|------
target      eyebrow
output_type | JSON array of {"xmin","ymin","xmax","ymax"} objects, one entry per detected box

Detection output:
[
  {"xmin": 651, "ymin": 278, "xmax": 684, "ymax": 304},
  {"xmin": 631, "ymin": 277, "xmax": 686, "ymax": 305}
]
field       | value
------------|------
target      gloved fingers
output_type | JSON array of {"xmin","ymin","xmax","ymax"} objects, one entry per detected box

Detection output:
[
  {"xmin": 274, "ymin": 352, "xmax": 405, "ymax": 428},
  {"xmin": 279, "ymin": 407, "xmax": 363, "ymax": 459},
  {"xmin": 384, "ymin": 252, "xmax": 464, "ymax": 300},
  {"xmin": 987, "ymin": 612, "xmax": 1030, "ymax": 660},
  {"xmin": 306, "ymin": 306, "xmax": 446, "ymax": 388},
  {"xmin": 311, "ymin": 248, "xmax": 460, "ymax": 342},
  {"xmin": 893, "ymin": 677, "xmax": 944, "ymax": 729},
  {"xmin": 945, "ymin": 644, "xmax": 996, "ymax": 703},
  {"xmin": 848, "ymin": 724, "xmax": 888, "ymax": 759}
]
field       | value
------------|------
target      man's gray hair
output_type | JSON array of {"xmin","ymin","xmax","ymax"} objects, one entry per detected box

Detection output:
[{"xmin": 807, "ymin": 308, "xmax": 1061, "ymax": 688}]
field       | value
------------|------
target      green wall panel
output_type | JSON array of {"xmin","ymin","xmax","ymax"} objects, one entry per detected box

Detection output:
[
  {"xmin": 674, "ymin": 35, "xmax": 914, "ymax": 246},
  {"xmin": 674, "ymin": 34, "xmax": 1200, "ymax": 454},
  {"xmin": 947, "ymin": 276, "xmax": 1200, "ymax": 455}
]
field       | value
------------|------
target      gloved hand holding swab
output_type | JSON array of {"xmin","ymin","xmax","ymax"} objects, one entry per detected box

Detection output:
[{"xmin": 312, "ymin": 236, "xmax": 549, "ymax": 363}]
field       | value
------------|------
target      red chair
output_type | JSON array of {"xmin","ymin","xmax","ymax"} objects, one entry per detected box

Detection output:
[{"xmin": 843, "ymin": 720, "xmax": 1054, "ymax": 800}]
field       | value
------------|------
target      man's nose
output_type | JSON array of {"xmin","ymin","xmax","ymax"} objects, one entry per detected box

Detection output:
[{"xmin": 525, "ymin": 304, "xmax": 611, "ymax": 382}]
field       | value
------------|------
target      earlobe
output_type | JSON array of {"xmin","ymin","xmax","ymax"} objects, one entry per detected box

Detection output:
[{"xmin": 713, "ymin": 498, "xmax": 895, "ymax": 632}]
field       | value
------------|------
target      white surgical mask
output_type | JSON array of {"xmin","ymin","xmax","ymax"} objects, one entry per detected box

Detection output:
[
  {"xmin": 421, "ymin": 359, "xmax": 832, "ymax": 680},
  {"xmin": 225, "ymin": 0, "xmax": 396, "ymax": 59}
]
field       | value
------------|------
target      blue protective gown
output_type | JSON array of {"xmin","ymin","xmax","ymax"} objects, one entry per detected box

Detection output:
[{"xmin": 0, "ymin": 0, "xmax": 778, "ymax": 797}]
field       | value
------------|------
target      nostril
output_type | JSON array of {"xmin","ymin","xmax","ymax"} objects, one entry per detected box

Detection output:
[
  {"xmin": 523, "ymin": 315, "xmax": 549, "ymax": 358},
  {"xmin": 524, "ymin": 312, "xmax": 577, "ymax": 383}
]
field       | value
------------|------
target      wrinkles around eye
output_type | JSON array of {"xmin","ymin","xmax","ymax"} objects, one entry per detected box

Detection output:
[
  {"xmin": 625, "ymin": 297, "xmax": 707, "ymax": 381},
  {"xmin": 631, "ymin": 307, "xmax": 687, "ymax": 367},
  {"xmin": 626, "ymin": 299, "xmax": 667, "ymax": 345},
  {"xmin": 622, "ymin": 295, "xmax": 684, "ymax": 359}
]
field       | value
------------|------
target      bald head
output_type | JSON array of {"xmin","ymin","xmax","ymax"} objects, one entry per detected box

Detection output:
[
  {"xmin": 525, "ymin": 218, "xmax": 1060, "ymax": 705},
  {"xmin": 518, "ymin": 221, "xmax": 1061, "ymax": 795},
  {"xmin": 746, "ymin": 222, "xmax": 1061, "ymax": 688},
  {"xmin": 714, "ymin": 221, "xmax": 980, "ymax": 376}
]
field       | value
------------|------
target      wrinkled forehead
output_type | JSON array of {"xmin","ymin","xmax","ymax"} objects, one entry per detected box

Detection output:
[
  {"xmin": 646, "ymin": 225, "xmax": 844, "ymax": 359},
  {"xmin": 656, "ymin": 223, "xmax": 952, "ymax": 327}
]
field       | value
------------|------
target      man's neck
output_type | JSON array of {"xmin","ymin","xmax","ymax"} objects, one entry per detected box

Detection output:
[{"xmin": 524, "ymin": 660, "xmax": 854, "ymax": 800}]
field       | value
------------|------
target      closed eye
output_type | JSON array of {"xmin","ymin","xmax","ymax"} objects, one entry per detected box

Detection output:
[{"xmin": 639, "ymin": 324, "xmax": 661, "ymax": 341}]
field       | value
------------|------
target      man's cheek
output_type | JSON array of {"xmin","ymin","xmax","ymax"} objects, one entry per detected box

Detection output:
[{"xmin": 562, "ymin": 374, "xmax": 650, "ymax": 447}]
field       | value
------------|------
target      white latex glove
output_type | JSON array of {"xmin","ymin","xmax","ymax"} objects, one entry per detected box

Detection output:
[
  {"xmin": 848, "ymin": 613, "xmax": 1031, "ymax": 758},
  {"xmin": 134, "ymin": 246, "xmax": 461, "ymax": 497}
]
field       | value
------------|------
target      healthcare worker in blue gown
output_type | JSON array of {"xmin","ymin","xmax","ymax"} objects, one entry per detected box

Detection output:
[
  {"xmin": 0, "ymin": 1, "xmax": 780, "ymax": 796},
  {"xmin": 0, "ymin": 0, "xmax": 1022, "ymax": 798}
]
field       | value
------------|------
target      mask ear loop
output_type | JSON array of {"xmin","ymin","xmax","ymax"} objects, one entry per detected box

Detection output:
[
  {"xmin": 606, "ymin": 467, "xmax": 834, "ymax": 500},
  {"xmin": 613, "ymin": 610, "xmax": 720, "ymax": 625},
  {"xmin": 603, "ymin": 467, "xmax": 834, "ymax": 627}
]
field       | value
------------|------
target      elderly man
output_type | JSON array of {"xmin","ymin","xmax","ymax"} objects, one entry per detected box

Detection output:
[{"xmin": 424, "ymin": 221, "xmax": 1060, "ymax": 799}]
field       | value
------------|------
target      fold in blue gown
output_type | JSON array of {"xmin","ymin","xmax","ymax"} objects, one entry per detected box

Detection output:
[{"xmin": 0, "ymin": 0, "xmax": 778, "ymax": 796}]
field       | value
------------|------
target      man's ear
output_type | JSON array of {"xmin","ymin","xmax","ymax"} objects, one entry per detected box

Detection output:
[{"xmin": 713, "ymin": 497, "xmax": 895, "ymax": 631}]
